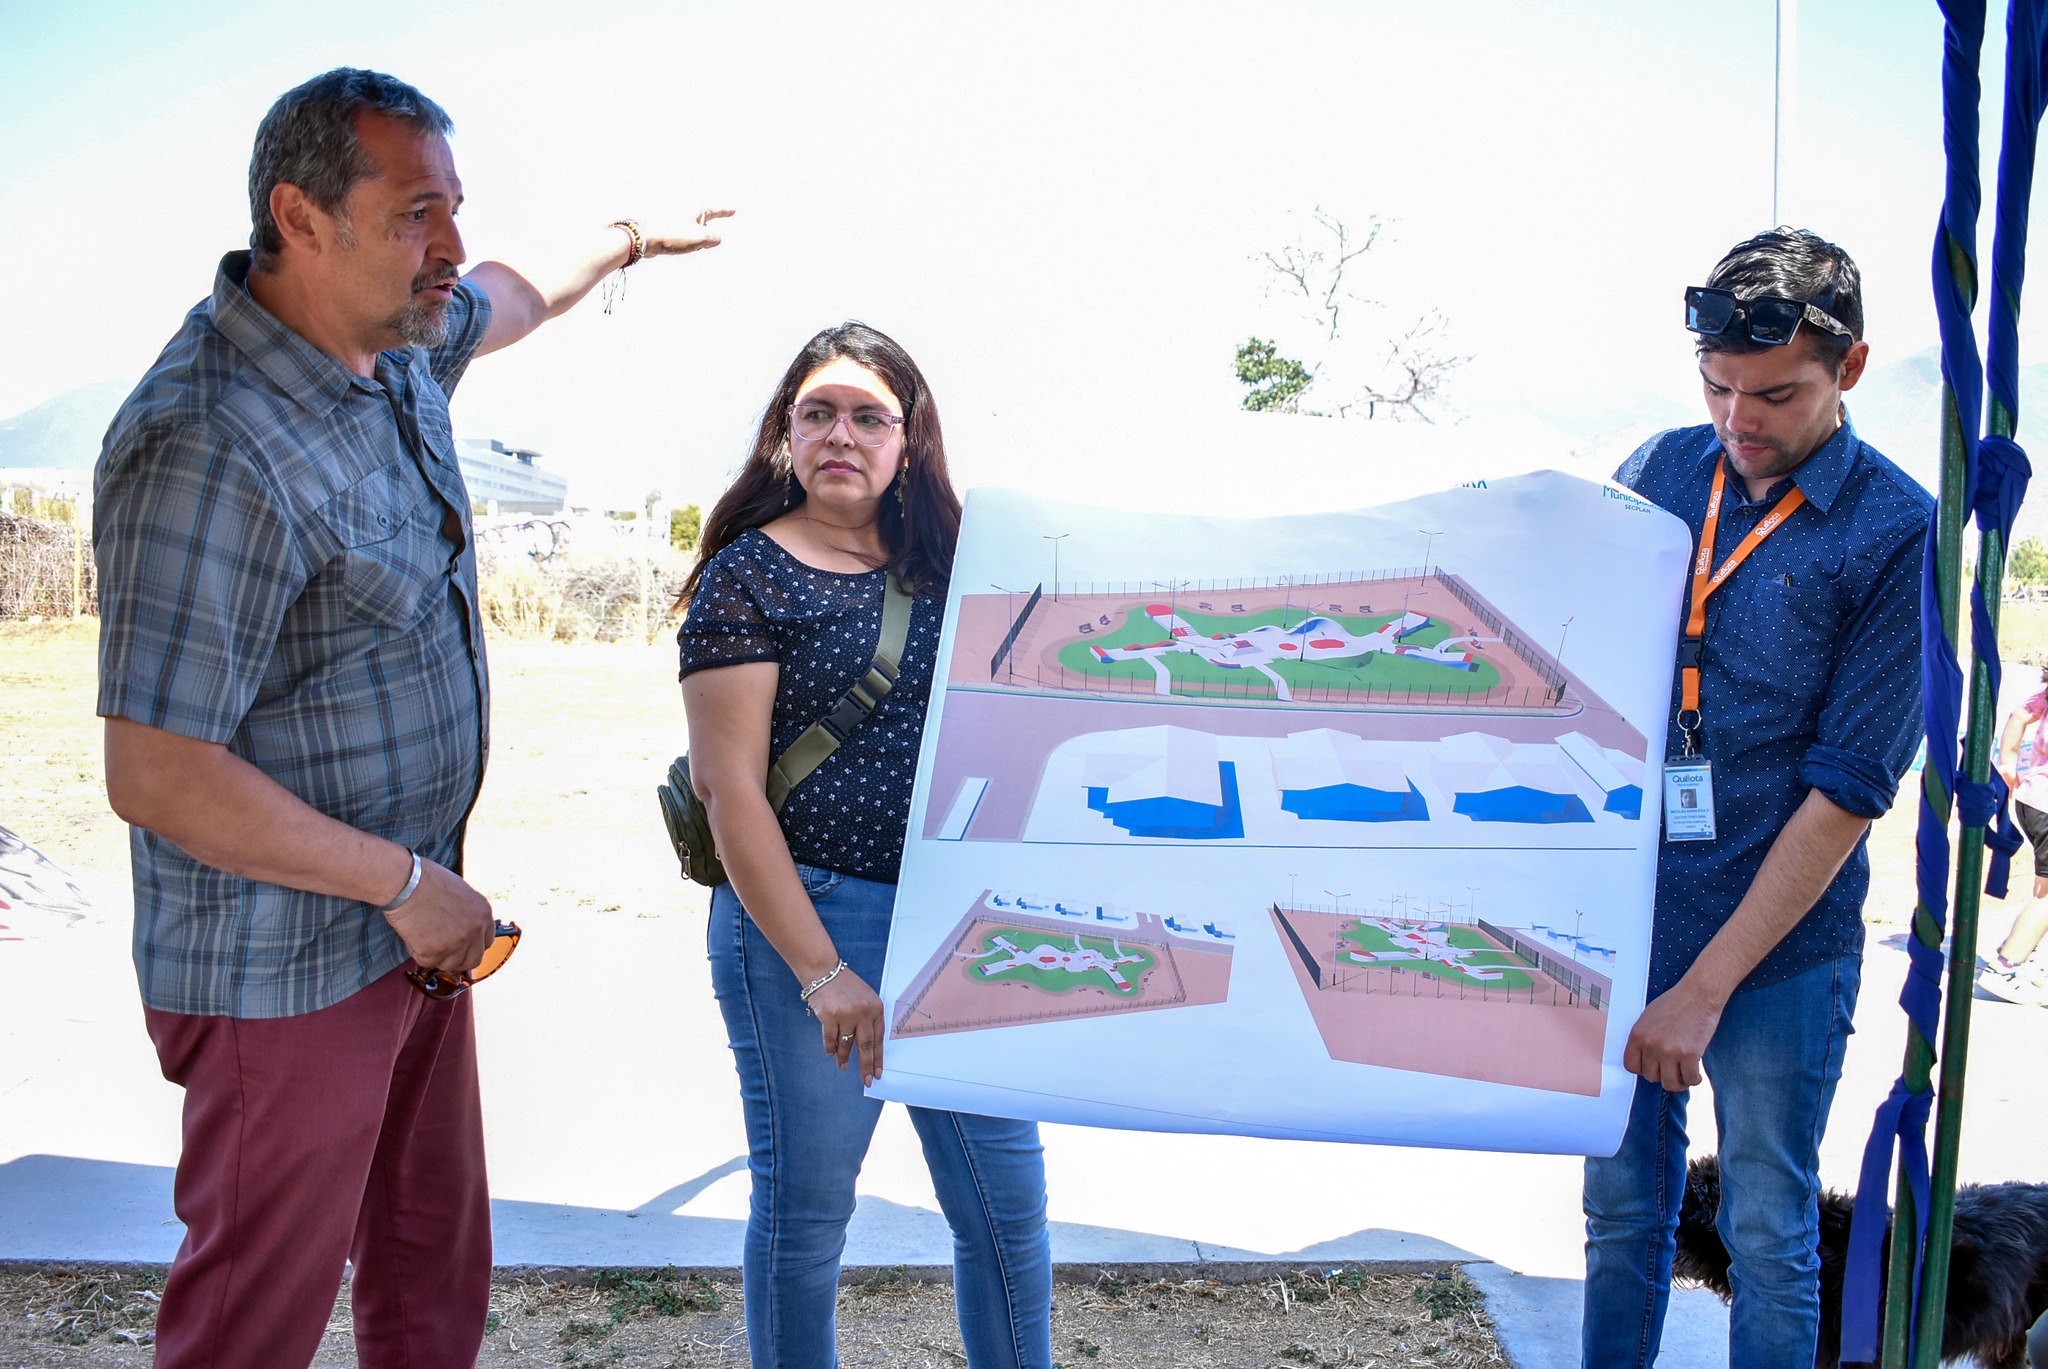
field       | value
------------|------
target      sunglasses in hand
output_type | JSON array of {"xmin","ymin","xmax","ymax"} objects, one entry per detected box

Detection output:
[{"xmin": 406, "ymin": 921, "xmax": 522, "ymax": 1000}]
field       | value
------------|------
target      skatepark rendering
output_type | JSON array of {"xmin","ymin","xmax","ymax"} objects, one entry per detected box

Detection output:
[
  {"xmin": 925, "ymin": 567, "xmax": 1652, "ymax": 847},
  {"xmin": 889, "ymin": 893, "xmax": 1236, "ymax": 1040},
  {"xmin": 956, "ymin": 569, "xmax": 1567, "ymax": 712},
  {"xmin": 1270, "ymin": 905, "xmax": 1610, "ymax": 1096}
]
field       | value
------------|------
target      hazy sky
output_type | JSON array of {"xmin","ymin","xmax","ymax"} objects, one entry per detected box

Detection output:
[{"xmin": 0, "ymin": 0, "xmax": 2020, "ymax": 507}]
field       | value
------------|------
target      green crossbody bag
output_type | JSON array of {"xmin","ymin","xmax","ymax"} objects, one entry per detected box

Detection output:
[{"xmin": 658, "ymin": 573, "xmax": 913, "ymax": 887}]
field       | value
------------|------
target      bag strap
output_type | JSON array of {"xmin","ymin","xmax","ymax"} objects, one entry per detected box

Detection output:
[{"xmin": 764, "ymin": 572, "xmax": 914, "ymax": 811}]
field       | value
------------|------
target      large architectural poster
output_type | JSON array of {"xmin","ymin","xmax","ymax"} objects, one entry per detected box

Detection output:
[{"xmin": 870, "ymin": 472, "xmax": 1692, "ymax": 1154}]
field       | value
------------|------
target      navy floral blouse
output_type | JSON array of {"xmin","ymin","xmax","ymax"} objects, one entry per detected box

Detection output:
[{"xmin": 677, "ymin": 529, "xmax": 944, "ymax": 882}]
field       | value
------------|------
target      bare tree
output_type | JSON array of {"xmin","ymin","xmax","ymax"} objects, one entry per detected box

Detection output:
[
  {"xmin": 1240, "ymin": 207, "xmax": 1470, "ymax": 422},
  {"xmin": 1258, "ymin": 208, "xmax": 1387, "ymax": 348}
]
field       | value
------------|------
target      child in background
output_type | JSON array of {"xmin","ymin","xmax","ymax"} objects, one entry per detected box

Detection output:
[{"xmin": 1984, "ymin": 661, "xmax": 2048, "ymax": 1005}]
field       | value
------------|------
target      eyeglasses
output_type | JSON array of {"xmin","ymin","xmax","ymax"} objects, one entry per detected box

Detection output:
[
  {"xmin": 788, "ymin": 403, "xmax": 904, "ymax": 447},
  {"xmin": 1684, "ymin": 285, "xmax": 1850, "ymax": 346},
  {"xmin": 406, "ymin": 921, "xmax": 522, "ymax": 1000}
]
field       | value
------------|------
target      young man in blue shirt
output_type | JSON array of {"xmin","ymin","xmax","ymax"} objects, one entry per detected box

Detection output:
[{"xmin": 1581, "ymin": 229, "xmax": 1931, "ymax": 1366}]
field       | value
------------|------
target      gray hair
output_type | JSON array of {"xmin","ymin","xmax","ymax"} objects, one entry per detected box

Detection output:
[{"xmin": 248, "ymin": 68, "xmax": 453, "ymax": 270}]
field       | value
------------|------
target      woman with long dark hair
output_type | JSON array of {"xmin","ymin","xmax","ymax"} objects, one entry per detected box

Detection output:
[{"xmin": 677, "ymin": 322, "xmax": 1052, "ymax": 1369}]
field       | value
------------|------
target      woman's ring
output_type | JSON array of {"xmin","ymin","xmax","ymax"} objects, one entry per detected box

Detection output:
[{"xmin": 840, "ymin": 1033, "xmax": 854, "ymax": 1042}]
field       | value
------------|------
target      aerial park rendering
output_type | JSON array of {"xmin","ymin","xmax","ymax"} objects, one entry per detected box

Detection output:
[
  {"xmin": 1078, "ymin": 603, "xmax": 1492, "ymax": 702},
  {"xmin": 954, "ymin": 566, "xmax": 1565, "ymax": 712},
  {"xmin": 1269, "ymin": 899, "xmax": 1610, "ymax": 1097},
  {"xmin": 880, "ymin": 474, "xmax": 1691, "ymax": 1151},
  {"xmin": 925, "ymin": 558, "xmax": 1652, "ymax": 848},
  {"xmin": 889, "ymin": 891, "xmax": 1236, "ymax": 1040}
]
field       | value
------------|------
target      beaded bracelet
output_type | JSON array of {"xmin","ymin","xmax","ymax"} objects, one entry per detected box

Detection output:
[
  {"xmin": 610, "ymin": 219, "xmax": 646, "ymax": 268},
  {"xmin": 799, "ymin": 959, "xmax": 848, "ymax": 1008}
]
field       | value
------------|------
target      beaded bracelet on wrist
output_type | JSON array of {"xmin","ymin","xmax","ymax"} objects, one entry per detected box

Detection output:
[
  {"xmin": 610, "ymin": 218, "xmax": 646, "ymax": 268},
  {"xmin": 799, "ymin": 959, "xmax": 848, "ymax": 1009}
]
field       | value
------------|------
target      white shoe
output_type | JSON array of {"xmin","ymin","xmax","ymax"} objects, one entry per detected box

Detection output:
[{"xmin": 1978, "ymin": 962, "xmax": 2048, "ymax": 1006}]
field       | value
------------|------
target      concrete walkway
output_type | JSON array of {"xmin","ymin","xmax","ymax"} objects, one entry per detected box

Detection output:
[{"xmin": 6, "ymin": 790, "xmax": 2046, "ymax": 1368}]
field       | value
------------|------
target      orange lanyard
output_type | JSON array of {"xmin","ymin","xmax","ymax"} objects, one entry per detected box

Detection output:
[{"xmin": 1676, "ymin": 460, "xmax": 1807, "ymax": 747}]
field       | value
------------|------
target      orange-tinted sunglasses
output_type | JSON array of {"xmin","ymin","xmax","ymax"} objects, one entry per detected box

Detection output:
[{"xmin": 405, "ymin": 921, "xmax": 522, "ymax": 1000}]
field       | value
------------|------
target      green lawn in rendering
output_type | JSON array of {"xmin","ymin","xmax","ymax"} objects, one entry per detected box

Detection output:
[
  {"xmin": 1335, "ymin": 920, "xmax": 1538, "ymax": 991},
  {"xmin": 968, "ymin": 928, "xmax": 1158, "ymax": 997},
  {"xmin": 1051, "ymin": 605, "xmax": 1505, "ymax": 699}
]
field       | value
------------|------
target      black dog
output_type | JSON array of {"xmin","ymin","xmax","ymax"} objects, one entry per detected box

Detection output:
[{"xmin": 1672, "ymin": 1153, "xmax": 2048, "ymax": 1368}]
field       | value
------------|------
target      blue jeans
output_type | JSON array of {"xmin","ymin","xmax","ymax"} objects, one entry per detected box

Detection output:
[
  {"xmin": 1581, "ymin": 953, "xmax": 1860, "ymax": 1368},
  {"xmin": 709, "ymin": 865, "xmax": 1053, "ymax": 1369}
]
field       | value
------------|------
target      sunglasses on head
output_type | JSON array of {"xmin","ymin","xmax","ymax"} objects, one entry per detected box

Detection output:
[
  {"xmin": 405, "ymin": 921, "xmax": 522, "ymax": 1000},
  {"xmin": 1684, "ymin": 285, "xmax": 1851, "ymax": 346}
]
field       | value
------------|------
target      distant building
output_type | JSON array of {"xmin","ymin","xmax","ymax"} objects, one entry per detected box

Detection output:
[{"xmin": 455, "ymin": 438, "xmax": 568, "ymax": 513}]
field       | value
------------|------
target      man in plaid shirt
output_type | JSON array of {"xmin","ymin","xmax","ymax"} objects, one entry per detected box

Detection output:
[{"xmin": 94, "ymin": 68, "xmax": 727, "ymax": 1368}]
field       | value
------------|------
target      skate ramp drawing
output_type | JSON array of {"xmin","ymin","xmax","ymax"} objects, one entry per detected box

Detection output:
[
  {"xmin": 1433, "ymin": 732, "xmax": 1596, "ymax": 825},
  {"xmin": 1274, "ymin": 729, "xmax": 1430, "ymax": 824},
  {"xmin": 1080, "ymin": 726, "xmax": 1246, "ymax": 839}
]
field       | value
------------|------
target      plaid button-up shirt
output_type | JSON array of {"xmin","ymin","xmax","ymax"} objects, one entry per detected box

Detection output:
[{"xmin": 95, "ymin": 251, "xmax": 494, "ymax": 1018}]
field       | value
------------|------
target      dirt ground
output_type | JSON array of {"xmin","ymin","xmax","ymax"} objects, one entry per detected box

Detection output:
[
  {"xmin": 0, "ymin": 620, "xmax": 1508, "ymax": 1366},
  {"xmin": 0, "ymin": 1264, "xmax": 1504, "ymax": 1368},
  {"xmin": 10, "ymin": 607, "xmax": 2047, "ymax": 1367}
]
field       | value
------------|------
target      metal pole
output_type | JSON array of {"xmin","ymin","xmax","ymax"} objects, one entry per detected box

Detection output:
[
  {"xmin": 993, "ymin": 583, "xmax": 1019, "ymax": 674},
  {"xmin": 1044, "ymin": 532, "xmax": 1069, "ymax": 601},
  {"xmin": 1774, "ymin": 0, "xmax": 1798, "ymax": 226},
  {"xmin": 1912, "ymin": 0, "xmax": 2045, "ymax": 1352},
  {"xmin": 1911, "ymin": 412, "xmax": 2005, "ymax": 1369},
  {"xmin": 1881, "ymin": 166, "xmax": 1978, "ymax": 1369}
]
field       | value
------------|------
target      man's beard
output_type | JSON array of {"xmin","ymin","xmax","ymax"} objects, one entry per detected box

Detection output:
[
  {"xmin": 387, "ymin": 269, "xmax": 457, "ymax": 347},
  {"xmin": 1713, "ymin": 426, "xmax": 1797, "ymax": 477}
]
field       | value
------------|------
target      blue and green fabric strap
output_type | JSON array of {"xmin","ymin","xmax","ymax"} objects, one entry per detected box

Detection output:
[{"xmin": 1841, "ymin": 0, "xmax": 2042, "ymax": 1360}]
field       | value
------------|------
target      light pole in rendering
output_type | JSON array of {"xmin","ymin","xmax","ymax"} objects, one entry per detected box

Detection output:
[
  {"xmin": 1043, "ymin": 532, "xmax": 1069, "ymax": 602},
  {"xmin": 1554, "ymin": 615, "xmax": 1575, "ymax": 703},
  {"xmin": 1419, "ymin": 528, "xmax": 1442, "ymax": 576},
  {"xmin": 993, "ymin": 583, "xmax": 1021, "ymax": 675}
]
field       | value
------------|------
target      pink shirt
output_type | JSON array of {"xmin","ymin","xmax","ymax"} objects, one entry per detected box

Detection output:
[{"xmin": 2015, "ymin": 689, "xmax": 2048, "ymax": 810}]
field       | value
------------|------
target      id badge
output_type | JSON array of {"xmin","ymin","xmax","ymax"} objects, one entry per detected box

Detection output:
[{"xmin": 1663, "ymin": 761, "xmax": 1716, "ymax": 841}]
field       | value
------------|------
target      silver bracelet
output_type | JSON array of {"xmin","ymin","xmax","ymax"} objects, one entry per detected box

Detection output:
[
  {"xmin": 373, "ymin": 850, "xmax": 424, "ymax": 915},
  {"xmin": 799, "ymin": 959, "xmax": 848, "ymax": 1005}
]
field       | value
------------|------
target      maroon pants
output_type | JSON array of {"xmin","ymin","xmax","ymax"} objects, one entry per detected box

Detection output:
[{"xmin": 144, "ymin": 966, "xmax": 491, "ymax": 1369}]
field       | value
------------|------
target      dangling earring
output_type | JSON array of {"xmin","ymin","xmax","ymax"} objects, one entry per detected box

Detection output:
[
  {"xmin": 778, "ymin": 443, "xmax": 796, "ymax": 507},
  {"xmin": 895, "ymin": 462, "xmax": 908, "ymax": 509}
]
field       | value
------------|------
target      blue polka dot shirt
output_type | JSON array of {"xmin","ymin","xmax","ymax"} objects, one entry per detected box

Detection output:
[
  {"xmin": 1617, "ymin": 415, "xmax": 1932, "ymax": 996},
  {"xmin": 677, "ymin": 529, "xmax": 944, "ymax": 883}
]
